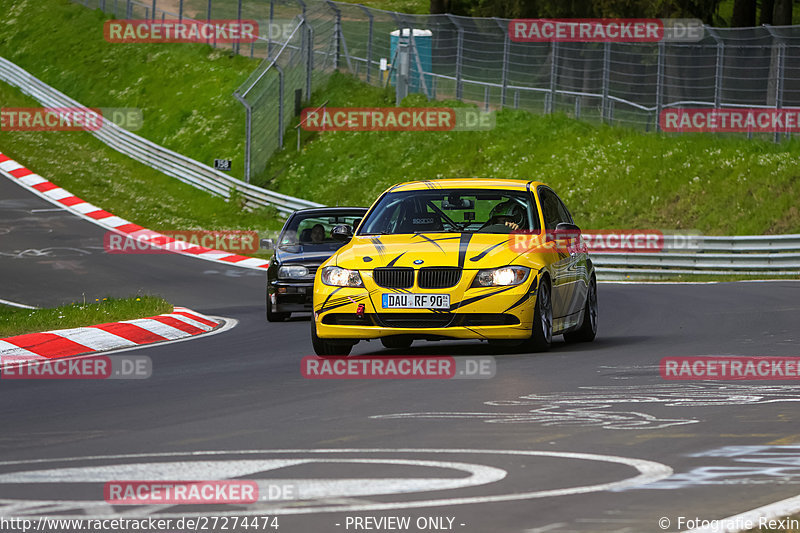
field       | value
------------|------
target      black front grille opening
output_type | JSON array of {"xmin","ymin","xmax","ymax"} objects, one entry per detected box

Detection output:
[
  {"xmin": 375, "ymin": 313, "xmax": 519, "ymax": 328},
  {"xmin": 377, "ymin": 313, "xmax": 455, "ymax": 328},
  {"xmin": 418, "ymin": 267, "xmax": 461, "ymax": 289},
  {"xmin": 321, "ymin": 314, "xmax": 379, "ymax": 326},
  {"xmin": 373, "ymin": 267, "xmax": 414, "ymax": 288},
  {"xmin": 459, "ymin": 314, "xmax": 520, "ymax": 326}
]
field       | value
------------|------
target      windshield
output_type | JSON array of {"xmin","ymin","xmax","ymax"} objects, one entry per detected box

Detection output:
[
  {"xmin": 358, "ymin": 189, "xmax": 540, "ymax": 235},
  {"xmin": 280, "ymin": 211, "xmax": 364, "ymax": 250}
]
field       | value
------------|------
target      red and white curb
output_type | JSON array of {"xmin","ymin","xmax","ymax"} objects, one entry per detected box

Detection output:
[
  {"xmin": 0, "ymin": 307, "xmax": 220, "ymax": 361},
  {"xmin": 0, "ymin": 151, "xmax": 270, "ymax": 270}
]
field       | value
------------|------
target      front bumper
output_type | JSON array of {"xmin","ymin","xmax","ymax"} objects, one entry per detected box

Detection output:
[
  {"xmin": 269, "ymin": 280, "xmax": 313, "ymax": 312},
  {"xmin": 313, "ymin": 271, "xmax": 538, "ymax": 340}
]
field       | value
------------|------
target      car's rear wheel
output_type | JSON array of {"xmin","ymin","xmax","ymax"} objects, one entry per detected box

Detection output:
[
  {"xmin": 380, "ymin": 336, "xmax": 413, "ymax": 350},
  {"xmin": 311, "ymin": 317, "xmax": 353, "ymax": 356},
  {"xmin": 522, "ymin": 275, "xmax": 552, "ymax": 352},
  {"xmin": 266, "ymin": 291, "xmax": 290, "ymax": 322},
  {"xmin": 564, "ymin": 275, "xmax": 597, "ymax": 343}
]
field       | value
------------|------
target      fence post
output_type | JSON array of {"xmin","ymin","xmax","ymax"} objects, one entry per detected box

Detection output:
[
  {"xmin": 395, "ymin": 33, "xmax": 409, "ymax": 103},
  {"xmin": 178, "ymin": 0, "xmax": 183, "ymax": 21},
  {"xmin": 765, "ymin": 25, "xmax": 786, "ymax": 143},
  {"xmin": 655, "ymin": 41, "xmax": 665, "ymax": 132},
  {"xmin": 326, "ymin": 0, "xmax": 341, "ymax": 70},
  {"xmin": 100, "ymin": 0, "xmax": 105, "ymax": 11},
  {"xmin": 601, "ymin": 41, "xmax": 610, "ymax": 122},
  {"xmin": 207, "ymin": 0, "xmax": 215, "ymax": 48},
  {"xmin": 276, "ymin": 64, "xmax": 285, "ymax": 150},
  {"xmin": 306, "ymin": 23, "xmax": 314, "ymax": 99},
  {"xmin": 151, "ymin": 0, "xmax": 156, "ymax": 20},
  {"xmin": 359, "ymin": 5, "xmax": 374, "ymax": 83},
  {"xmin": 706, "ymin": 27, "xmax": 723, "ymax": 109},
  {"xmin": 548, "ymin": 41, "xmax": 558, "ymax": 114},
  {"xmin": 494, "ymin": 18, "xmax": 510, "ymax": 108},
  {"xmin": 268, "ymin": 0, "xmax": 274, "ymax": 57},
  {"xmin": 233, "ymin": 93, "xmax": 252, "ymax": 183},
  {"xmin": 447, "ymin": 15, "xmax": 464, "ymax": 100},
  {"xmin": 233, "ymin": 0, "xmax": 243, "ymax": 55}
]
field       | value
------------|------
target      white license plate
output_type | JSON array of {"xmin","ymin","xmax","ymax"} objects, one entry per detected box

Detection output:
[{"xmin": 381, "ymin": 293, "xmax": 450, "ymax": 309}]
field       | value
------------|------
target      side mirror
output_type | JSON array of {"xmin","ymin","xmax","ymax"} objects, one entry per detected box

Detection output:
[
  {"xmin": 554, "ymin": 222, "xmax": 581, "ymax": 239},
  {"xmin": 331, "ymin": 224, "xmax": 353, "ymax": 242},
  {"xmin": 260, "ymin": 238, "xmax": 275, "ymax": 250}
]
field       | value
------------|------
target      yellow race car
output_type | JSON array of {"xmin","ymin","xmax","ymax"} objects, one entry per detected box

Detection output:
[{"xmin": 311, "ymin": 179, "xmax": 597, "ymax": 356}]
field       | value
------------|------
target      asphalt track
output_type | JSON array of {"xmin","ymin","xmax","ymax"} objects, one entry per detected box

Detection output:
[{"xmin": 3, "ymin": 174, "xmax": 800, "ymax": 533}]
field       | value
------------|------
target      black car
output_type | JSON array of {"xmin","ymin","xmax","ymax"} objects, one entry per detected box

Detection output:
[{"xmin": 264, "ymin": 207, "xmax": 368, "ymax": 322}]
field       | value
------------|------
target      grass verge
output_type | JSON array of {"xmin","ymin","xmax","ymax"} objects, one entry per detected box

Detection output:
[
  {"xmin": 0, "ymin": 296, "xmax": 173, "ymax": 338},
  {"xmin": 0, "ymin": 82, "xmax": 282, "ymax": 240},
  {"xmin": 262, "ymin": 72, "xmax": 800, "ymax": 237},
  {"xmin": 0, "ymin": 0, "xmax": 257, "ymax": 180}
]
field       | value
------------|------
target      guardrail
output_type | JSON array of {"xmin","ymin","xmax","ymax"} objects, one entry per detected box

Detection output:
[
  {"xmin": 594, "ymin": 234, "xmax": 800, "ymax": 279},
  {"xmin": 0, "ymin": 57, "xmax": 322, "ymax": 215}
]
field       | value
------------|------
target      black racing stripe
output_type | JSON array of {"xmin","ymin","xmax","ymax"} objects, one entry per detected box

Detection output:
[
  {"xmin": 449, "ymin": 286, "xmax": 515, "ymax": 311},
  {"xmin": 413, "ymin": 234, "xmax": 445, "ymax": 253},
  {"xmin": 316, "ymin": 287, "xmax": 342, "ymax": 312},
  {"xmin": 503, "ymin": 276, "xmax": 538, "ymax": 312},
  {"xmin": 319, "ymin": 294, "xmax": 368, "ymax": 314},
  {"xmin": 369, "ymin": 237, "xmax": 386, "ymax": 257},
  {"xmin": 503, "ymin": 292, "xmax": 531, "ymax": 313},
  {"xmin": 469, "ymin": 241, "xmax": 505, "ymax": 262},
  {"xmin": 457, "ymin": 232, "xmax": 473, "ymax": 269},
  {"xmin": 386, "ymin": 252, "xmax": 405, "ymax": 267}
]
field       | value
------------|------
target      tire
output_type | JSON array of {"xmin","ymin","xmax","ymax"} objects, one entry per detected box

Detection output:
[
  {"xmin": 521, "ymin": 275, "xmax": 552, "ymax": 353},
  {"xmin": 380, "ymin": 337, "xmax": 413, "ymax": 350},
  {"xmin": 266, "ymin": 291, "xmax": 290, "ymax": 322},
  {"xmin": 564, "ymin": 275, "xmax": 597, "ymax": 343},
  {"xmin": 311, "ymin": 317, "xmax": 353, "ymax": 356}
]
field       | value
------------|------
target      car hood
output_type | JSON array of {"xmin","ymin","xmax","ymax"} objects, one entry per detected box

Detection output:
[{"xmin": 335, "ymin": 233, "xmax": 522, "ymax": 269}]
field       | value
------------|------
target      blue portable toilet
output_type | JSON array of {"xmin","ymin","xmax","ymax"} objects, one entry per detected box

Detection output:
[{"xmin": 390, "ymin": 28, "xmax": 432, "ymax": 95}]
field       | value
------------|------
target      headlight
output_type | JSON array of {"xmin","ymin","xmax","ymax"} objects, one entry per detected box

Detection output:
[
  {"xmin": 320, "ymin": 266, "xmax": 364, "ymax": 287},
  {"xmin": 472, "ymin": 266, "xmax": 530, "ymax": 287},
  {"xmin": 278, "ymin": 265, "xmax": 310, "ymax": 279}
]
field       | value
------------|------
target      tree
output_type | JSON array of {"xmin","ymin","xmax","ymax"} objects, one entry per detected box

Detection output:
[
  {"xmin": 731, "ymin": 0, "xmax": 757, "ymax": 25},
  {"xmin": 772, "ymin": 0, "xmax": 793, "ymax": 25},
  {"xmin": 760, "ymin": 0, "xmax": 775, "ymax": 24}
]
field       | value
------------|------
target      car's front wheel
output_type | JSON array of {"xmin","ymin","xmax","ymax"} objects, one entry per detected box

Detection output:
[
  {"xmin": 522, "ymin": 275, "xmax": 552, "ymax": 352},
  {"xmin": 564, "ymin": 275, "xmax": 597, "ymax": 343},
  {"xmin": 311, "ymin": 318, "xmax": 353, "ymax": 356}
]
